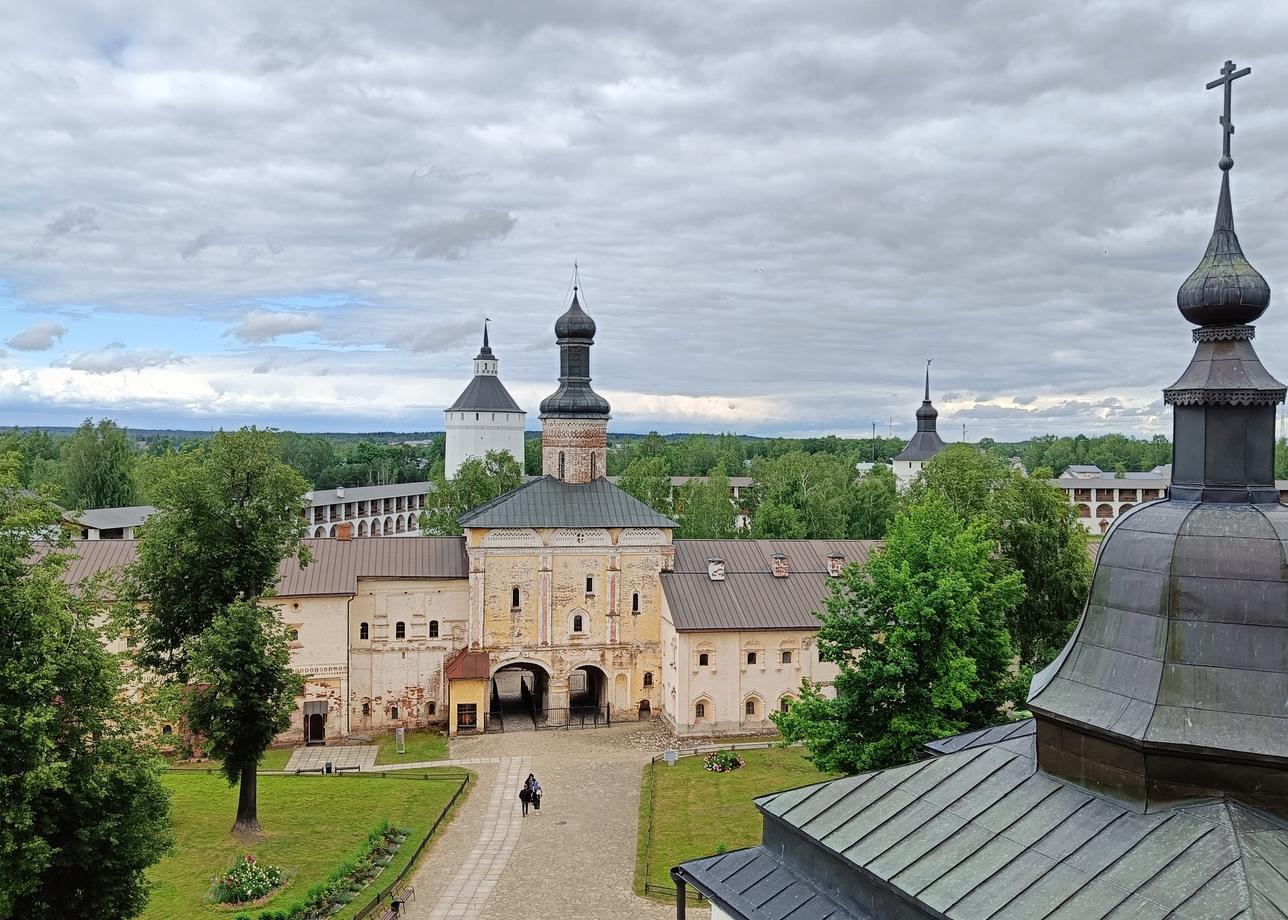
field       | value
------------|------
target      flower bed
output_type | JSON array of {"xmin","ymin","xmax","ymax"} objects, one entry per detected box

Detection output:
[
  {"xmin": 703, "ymin": 750, "xmax": 746, "ymax": 773},
  {"xmin": 212, "ymin": 854, "xmax": 286, "ymax": 905},
  {"xmin": 231, "ymin": 821, "xmax": 408, "ymax": 920}
]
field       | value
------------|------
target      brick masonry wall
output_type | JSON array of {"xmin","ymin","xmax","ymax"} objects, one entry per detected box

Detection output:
[{"xmin": 542, "ymin": 417, "xmax": 608, "ymax": 482}]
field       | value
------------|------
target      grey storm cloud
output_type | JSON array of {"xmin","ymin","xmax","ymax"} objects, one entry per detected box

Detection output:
[
  {"xmin": 228, "ymin": 309, "xmax": 324, "ymax": 343},
  {"xmin": 0, "ymin": 1, "xmax": 1286, "ymax": 435},
  {"xmin": 7, "ymin": 320, "xmax": 67, "ymax": 351},
  {"xmin": 58, "ymin": 342, "xmax": 185, "ymax": 374},
  {"xmin": 391, "ymin": 210, "xmax": 518, "ymax": 261}
]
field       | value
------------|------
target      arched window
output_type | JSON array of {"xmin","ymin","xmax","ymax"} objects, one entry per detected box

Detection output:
[
  {"xmin": 780, "ymin": 649, "xmax": 793, "ymax": 664},
  {"xmin": 632, "ymin": 592, "xmax": 640, "ymax": 613},
  {"xmin": 427, "ymin": 701, "xmax": 437, "ymax": 716},
  {"xmin": 391, "ymin": 706, "xmax": 399, "ymax": 719},
  {"xmin": 362, "ymin": 702, "xmax": 370, "ymax": 716},
  {"xmin": 746, "ymin": 651, "xmax": 757, "ymax": 665},
  {"xmin": 695, "ymin": 702, "xmax": 706, "ymax": 720},
  {"xmin": 591, "ymin": 453, "xmax": 597, "ymax": 479},
  {"xmin": 559, "ymin": 452, "xmax": 566, "ymax": 480},
  {"xmin": 745, "ymin": 699, "xmax": 757, "ymax": 717},
  {"xmin": 396, "ymin": 621, "xmax": 406, "ymax": 639},
  {"xmin": 429, "ymin": 620, "xmax": 439, "ymax": 638},
  {"xmin": 359, "ymin": 622, "xmax": 369, "ymax": 640},
  {"xmin": 643, "ymin": 671, "xmax": 653, "ymax": 687},
  {"xmin": 573, "ymin": 614, "xmax": 584, "ymax": 633},
  {"xmin": 511, "ymin": 586, "xmax": 521, "ymax": 609},
  {"xmin": 779, "ymin": 697, "xmax": 792, "ymax": 714},
  {"xmin": 699, "ymin": 652, "xmax": 710, "ymax": 667}
]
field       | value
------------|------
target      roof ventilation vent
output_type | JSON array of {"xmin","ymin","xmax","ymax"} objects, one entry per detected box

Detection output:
[{"xmin": 707, "ymin": 557, "xmax": 726, "ymax": 581}]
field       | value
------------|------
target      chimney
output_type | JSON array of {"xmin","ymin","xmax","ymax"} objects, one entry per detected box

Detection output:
[
  {"xmin": 336, "ymin": 486, "xmax": 345, "ymax": 498},
  {"xmin": 827, "ymin": 551, "xmax": 845, "ymax": 577},
  {"xmin": 771, "ymin": 552, "xmax": 789, "ymax": 578},
  {"xmin": 707, "ymin": 557, "xmax": 726, "ymax": 581},
  {"xmin": 336, "ymin": 521, "xmax": 354, "ymax": 541},
  {"xmin": 660, "ymin": 546, "xmax": 675, "ymax": 573}
]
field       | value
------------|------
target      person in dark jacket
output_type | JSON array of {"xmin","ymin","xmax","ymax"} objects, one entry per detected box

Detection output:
[
  {"xmin": 518, "ymin": 781, "xmax": 532, "ymax": 816},
  {"xmin": 529, "ymin": 774, "xmax": 542, "ymax": 814}
]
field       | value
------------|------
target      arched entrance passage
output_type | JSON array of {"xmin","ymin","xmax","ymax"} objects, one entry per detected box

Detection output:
[
  {"xmin": 490, "ymin": 661, "xmax": 549, "ymax": 730},
  {"xmin": 569, "ymin": 664, "xmax": 607, "ymax": 722}
]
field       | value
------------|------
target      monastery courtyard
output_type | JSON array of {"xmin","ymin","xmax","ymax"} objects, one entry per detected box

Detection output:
[{"xmin": 378, "ymin": 723, "xmax": 706, "ymax": 920}]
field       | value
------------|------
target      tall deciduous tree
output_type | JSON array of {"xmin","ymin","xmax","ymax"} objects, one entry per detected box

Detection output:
[
  {"xmin": 0, "ymin": 461, "xmax": 172, "ymax": 918},
  {"xmin": 774, "ymin": 494, "xmax": 1023, "ymax": 773},
  {"xmin": 909, "ymin": 446, "xmax": 1091, "ymax": 668},
  {"xmin": 60, "ymin": 418, "xmax": 138, "ymax": 509},
  {"xmin": 421, "ymin": 450, "xmax": 523, "ymax": 536},
  {"xmin": 185, "ymin": 601, "xmax": 302, "ymax": 834},
  {"xmin": 131, "ymin": 427, "xmax": 311, "ymax": 679},
  {"xmin": 617, "ymin": 456, "xmax": 673, "ymax": 516},
  {"xmin": 848, "ymin": 463, "xmax": 898, "ymax": 539},
  {"xmin": 675, "ymin": 469, "xmax": 737, "ymax": 538}
]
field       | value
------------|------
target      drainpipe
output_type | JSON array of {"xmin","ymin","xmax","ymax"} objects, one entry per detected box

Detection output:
[{"xmin": 345, "ymin": 595, "xmax": 353, "ymax": 736}]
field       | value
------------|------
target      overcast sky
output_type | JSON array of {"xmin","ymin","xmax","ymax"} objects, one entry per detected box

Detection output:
[{"xmin": 3, "ymin": 1, "xmax": 1288, "ymax": 441}]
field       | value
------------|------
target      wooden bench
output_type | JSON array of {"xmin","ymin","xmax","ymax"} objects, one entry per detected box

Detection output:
[{"xmin": 375, "ymin": 884, "xmax": 415, "ymax": 919}]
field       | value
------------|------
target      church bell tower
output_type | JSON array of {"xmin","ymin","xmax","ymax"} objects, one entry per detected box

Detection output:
[{"xmin": 539, "ymin": 287, "xmax": 611, "ymax": 483}]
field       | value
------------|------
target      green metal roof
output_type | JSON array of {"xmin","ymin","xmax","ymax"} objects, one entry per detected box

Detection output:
[{"xmin": 458, "ymin": 476, "xmax": 676, "ymax": 529}]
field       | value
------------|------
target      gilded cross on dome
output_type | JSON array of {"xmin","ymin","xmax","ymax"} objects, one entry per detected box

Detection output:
[{"xmin": 1206, "ymin": 59, "xmax": 1250, "ymax": 169}]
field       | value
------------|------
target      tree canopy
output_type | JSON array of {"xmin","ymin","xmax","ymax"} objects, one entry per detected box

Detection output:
[
  {"xmin": 0, "ymin": 460, "xmax": 172, "ymax": 918},
  {"xmin": 674, "ymin": 469, "xmax": 737, "ymax": 538},
  {"xmin": 909, "ymin": 445, "xmax": 1091, "ymax": 668},
  {"xmin": 59, "ymin": 418, "xmax": 138, "ymax": 509},
  {"xmin": 774, "ymin": 494, "xmax": 1023, "ymax": 773},
  {"xmin": 617, "ymin": 456, "xmax": 673, "ymax": 517},
  {"xmin": 420, "ymin": 450, "xmax": 524, "ymax": 535},
  {"xmin": 130, "ymin": 427, "xmax": 312, "ymax": 679}
]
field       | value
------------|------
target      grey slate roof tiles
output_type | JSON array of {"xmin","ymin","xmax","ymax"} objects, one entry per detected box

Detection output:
[
  {"xmin": 747, "ymin": 734, "xmax": 1288, "ymax": 920},
  {"xmin": 458, "ymin": 475, "xmax": 677, "ymax": 529},
  {"xmin": 675, "ymin": 848, "xmax": 862, "ymax": 920},
  {"xmin": 445, "ymin": 374, "xmax": 523, "ymax": 413},
  {"xmin": 662, "ymin": 540, "xmax": 877, "ymax": 631}
]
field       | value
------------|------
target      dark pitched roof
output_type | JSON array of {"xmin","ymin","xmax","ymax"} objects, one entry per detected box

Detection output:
[
  {"xmin": 892, "ymin": 430, "xmax": 946, "ymax": 462},
  {"xmin": 49, "ymin": 536, "xmax": 468, "ymax": 596},
  {"xmin": 662, "ymin": 540, "xmax": 877, "ymax": 631},
  {"xmin": 674, "ymin": 847, "xmax": 861, "ymax": 920},
  {"xmin": 458, "ymin": 476, "xmax": 676, "ymax": 529},
  {"xmin": 920, "ymin": 718, "xmax": 1036, "ymax": 758},
  {"xmin": 446, "ymin": 374, "xmax": 523, "ymax": 413},
  {"xmin": 752, "ymin": 732, "xmax": 1288, "ymax": 920},
  {"xmin": 71, "ymin": 505, "xmax": 156, "ymax": 530}
]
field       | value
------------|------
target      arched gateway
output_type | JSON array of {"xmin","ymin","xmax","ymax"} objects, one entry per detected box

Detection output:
[{"xmin": 489, "ymin": 660, "xmax": 550, "ymax": 730}]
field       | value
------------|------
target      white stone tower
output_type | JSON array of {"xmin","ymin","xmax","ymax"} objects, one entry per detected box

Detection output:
[{"xmin": 444, "ymin": 322, "xmax": 526, "ymax": 478}]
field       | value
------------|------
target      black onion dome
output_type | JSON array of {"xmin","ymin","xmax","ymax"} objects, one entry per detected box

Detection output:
[
  {"xmin": 1177, "ymin": 171, "xmax": 1271, "ymax": 326},
  {"xmin": 915, "ymin": 400, "xmax": 938, "ymax": 422},
  {"xmin": 554, "ymin": 290, "xmax": 597, "ymax": 339}
]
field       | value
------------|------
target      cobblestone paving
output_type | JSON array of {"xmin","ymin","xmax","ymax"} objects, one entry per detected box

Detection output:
[
  {"xmin": 283, "ymin": 744, "xmax": 377, "ymax": 772},
  {"xmin": 458, "ymin": 724, "xmax": 703, "ymax": 920}
]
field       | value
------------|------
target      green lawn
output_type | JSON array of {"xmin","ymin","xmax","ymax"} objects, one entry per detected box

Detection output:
[
  {"xmin": 143, "ymin": 770, "xmax": 467, "ymax": 919},
  {"xmin": 635, "ymin": 747, "xmax": 841, "ymax": 900},
  {"xmin": 168, "ymin": 748, "xmax": 294, "ymax": 773},
  {"xmin": 373, "ymin": 728, "xmax": 449, "ymax": 765}
]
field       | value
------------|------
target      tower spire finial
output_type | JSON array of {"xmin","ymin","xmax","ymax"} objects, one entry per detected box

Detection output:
[
  {"xmin": 924, "ymin": 358, "xmax": 932, "ymax": 401},
  {"xmin": 483, "ymin": 316, "xmax": 490, "ymax": 349},
  {"xmin": 1176, "ymin": 61, "xmax": 1269, "ymax": 328}
]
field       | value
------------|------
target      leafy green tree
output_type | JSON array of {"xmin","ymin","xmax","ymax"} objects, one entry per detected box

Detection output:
[
  {"xmin": 1276, "ymin": 437, "xmax": 1287, "ymax": 479},
  {"xmin": 848, "ymin": 464, "xmax": 898, "ymax": 539},
  {"xmin": 910, "ymin": 446, "xmax": 1091, "ymax": 669},
  {"xmin": 747, "ymin": 451, "xmax": 853, "ymax": 538},
  {"xmin": 524, "ymin": 435, "xmax": 543, "ymax": 476},
  {"xmin": 421, "ymin": 450, "xmax": 523, "ymax": 536},
  {"xmin": 130, "ymin": 427, "xmax": 311, "ymax": 679},
  {"xmin": 675, "ymin": 469, "xmax": 736, "ymax": 538},
  {"xmin": 59, "ymin": 418, "xmax": 138, "ymax": 508},
  {"xmin": 0, "ymin": 461, "xmax": 172, "ymax": 917},
  {"xmin": 750, "ymin": 497, "xmax": 806, "ymax": 538},
  {"xmin": 774, "ymin": 494, "xmax": 1023, "ymax": 772},
  {"xmin": 276, "ymin": 431, "xmax": 337, "ymax": 485},
  {"xmin": 617, "ymin": 457, "xmax": 673, "ymax": 516},
  {"xmin": 185, "ymin": 601, "xmax": 303, "ymax": 833}
]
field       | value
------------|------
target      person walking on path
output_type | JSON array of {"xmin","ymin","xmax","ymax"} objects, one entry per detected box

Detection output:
[
  {"xmin": 529, "ymin": 774, "xmax": 542, "ymax": 815},
  {"xmin": 519, "ymin": 779, "xmax": 532, "ymax": 817}
]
